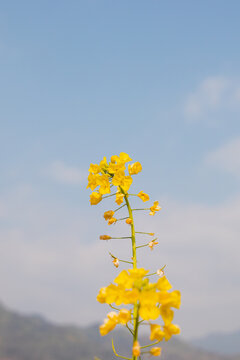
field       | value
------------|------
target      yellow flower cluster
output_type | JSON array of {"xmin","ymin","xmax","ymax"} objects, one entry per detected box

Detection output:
[
  {"xmin": 97, "ymin": 268, "xmax": 181, "ymax": 341},
  {"xmin": 99, "ymin": 309, "xmax": 131, "ymax": 336},
  {"xmin": 87, "ymin": 152, "xmax": 143, "ymax": 205},
  {"xmin": 87, "ymin": 152, "xmax": 180, "ymax": 358}
]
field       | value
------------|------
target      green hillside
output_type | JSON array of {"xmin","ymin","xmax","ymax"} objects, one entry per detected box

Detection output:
[{"xmin": 0, "ymin": 303, "xmax": 239, "ymax": 360}]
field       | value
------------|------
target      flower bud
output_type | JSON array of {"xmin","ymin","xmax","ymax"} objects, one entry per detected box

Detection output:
[
  {"xmin": 125, "ymin": 218, "xmax": 133, "ymax": 225},
  {"xmin": 99, "ymin": 235, "xmax": 111, "ymax": 240},
  {"xmin": 112, "ymin": 258, "xmax": 119, "ymax": 268},
  {"xmin": 132, "ymin": 341, "xmax": 141, "ymax": 357}
]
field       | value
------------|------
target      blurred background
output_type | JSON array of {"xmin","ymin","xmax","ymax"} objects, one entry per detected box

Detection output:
[{"xmin": 0, "ymin": 1, "xmax": 240, "ymax": 359}]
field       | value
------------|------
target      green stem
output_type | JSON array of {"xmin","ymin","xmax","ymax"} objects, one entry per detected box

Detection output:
[
  {"xmin": 120, "ymin": 187, "xmax": 140, "ymax": 360},
  {"xmin": 112, "ymin": 339, "xmax": 132, "ymax": 360},
  {"xmin": 102, "ymin": 193, "xmax": 117, "ymax": 199},
  {"xmin": 119, "ymin": 259, "xmax": 134, "ymax": 264},
  {"xmin": 136, "ymin": 244, "xmax": 149, "ymax": 249},
  {"xmin": 110, "ymin": 236, "xmax": 132, "ymax": 239},
  {"xmin": 132, "ymin": 208, "xmax": 150, "ymax": 211},
  {"xmin": 122, "ymin": 193, "xmax": 137, "ymax": 268},
  {"xmin": 135, "ymin": 231, "xmax": 154, "ymax": 236},
  {"xmin": 140, "ymin": 340, "xmax": 161, "ymax": 349},
  {"xmin": 114, "ymin": 203, "xmax": 127, "ymax": 212}
]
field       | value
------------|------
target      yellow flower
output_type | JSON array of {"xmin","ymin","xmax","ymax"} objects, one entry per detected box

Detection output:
[
  {"xmin": 122, "ymin": 288, "xmax": 139, "ymax": 304},
  {"xmin": 150, "ymin": 324, "xmax": 165, "ymax": 341},
  {"xmin": 160, "ymin": 306, "xmax": 174, "ymax": 325},
  {"xmin": 90, "ymin": 192, "xmax": 102, "ymax": 205},
  {"xmin": 132, "ymin": 341, "xmax": 141, "ymax": 357},
  {"xmin": 137, "ymin": 191, "xmax": 150, "ymax": 202},
  {"xmin": 114, "ymin": 268, "xmax": 148, "ymax": 291},
  {"xmin": 125, "ymin": 218, "xmax": 133, "ymax": 224},
  {"xmin": 114, "ymin": 270, "xmax": 134, "ymax": 289},
  {"xmin": 139, "ymin": 289, "xmax": 159, "ymax": 306},
  {"xmin": 99, "ymin": 312, "xmax": 118, "ymax": 336},
  {"xmin": 99, "ymin": 156, "xmax": 108, "ymax": 170},
  {"xmin": 116, "ymin": 192, "xmax": 124, "ymax": 205},
  {"xmin": 112, "ymin": 171, "xmax": 133, "ymax": 192},
  {"xmin": 99, "ymin": 235, "xmax": 112, "ymax": 240},
  {"xmin": 103, "ymin": 210, "xmax": 115, "ymax": 221},
  {"xmin": 98, "ymin": 174, "xmax": 111, "ymax": 194},
  {"xmin": 112, "ymin": 258, "xmax": 119, "ymax": 268},
  {"xmin": 87, "ymin": 173, "xmax": 100, "ymax": 191},
  {"xmin": 110, "ymin": 155, "xmax": 119, "ymax": 163},
  {"xmin": 111, "ymin": 152, "xmax": 132, "ymax": 163},
  {"xmin": 163, "ymin": 323, "xmax": 180, "ymax": 341},
  {"xmin": 107, "ymin": 311, "xmax": 119, "ymax": 321},
  {"xmin": 158, "ymin": 290, "xmax": 181, "ymax": 309},
  {"xmin": 108, "ymin": 217, "xmax": 117, "ymax": 225},
  {"xmin": 103, "ymin": 284, "xmax": 126, "ymax": 305},
  {"xmin": 128, "ymin": 161, "xmax": 142, "ymax": 175},
  {"xmin": 149, "ymin": 201, "xmax": 162, "ymax": 216},
  {"xmin": 89, "ymin": 163, "xmax": 100, "ymax": 174},
  {"xmin": 148, "ymin": 239, "xmax": 158, "ymax": 250},
  {"xmin": 118, "ymin": 309, "xmax": 131, "ymax": 324},
  {"xmin": 119, "ymin": 152, "xmax": 132, "ymax": 163},
  {"xmin": 96, "ymin": 287, "xmax": 107, "ymax": 303},
  {"xmin": 156, "ymin": 276, "xmax": 172, "ymax": 291},
  {"xmin": 139, "ymin": 305, "xmax": 160, "ymax": 320},
  {"xmin": 128, "ymin": 268, "xmax": 149, "ymax": 279},
  {"xmin": 108, "ymin": 162, "xmax": 125, "ymax": 174},
  {"xmin": 150, "ymin": 347, "xmax": 162, "ymax": 356}
]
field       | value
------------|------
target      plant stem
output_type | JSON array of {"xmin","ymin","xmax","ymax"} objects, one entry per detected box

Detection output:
[
  {"xmin": 120, "ymin": 187, "xmax": 140, "ymax": 360},
  {"xmin": 114, "ymin": 203, "xmax": 127, "ymax": 212}
]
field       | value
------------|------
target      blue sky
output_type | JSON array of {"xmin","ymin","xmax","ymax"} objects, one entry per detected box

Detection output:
[{"xmin": 0, "ymin": 0, "xmax": 240, "ymax": 339}]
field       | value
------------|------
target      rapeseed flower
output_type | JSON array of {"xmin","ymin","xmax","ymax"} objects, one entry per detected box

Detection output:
[
  {"xmin": 87, "ymin": 153, "xmax": 181, "ymax": 359},
  {"xmin": 99, "ymin": 235, "xmax": 111, "ymax": 240},
  {"xmin": 103, "ymin": 210, "xmax": 115, "ymax": 220},
  {"xmin": 148, "ymin": 239, "xmax": 158, "ymax": 250},
  {"xmin": 128, "ymin": 162, "xmax": 142, "ymax": 175},
  {"xmin": 150, "ymin": 347, "xmax": 162, "ymax": 356},
  {"xmin": 132, "ymin": 341, "xmax": 141, "ymax": 357},
  {"xmin": 149, "ymin": 201, "xmax": 162, "ymax": 215},
  {"xmin": 137, "ymin": 191, "xmax": 150, "ymax": 202},
  {"xmin": 115, "ymin": 192, "xmax": 124, "ymax": 205},
  {"xmin": 90, "ymin": 192, "xmax": 102, "ymax": 205}
]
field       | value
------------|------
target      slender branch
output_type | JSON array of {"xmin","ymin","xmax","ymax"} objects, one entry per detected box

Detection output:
[
  {"xmin": 140, "ymin": 340, "xmax": 161, "ymax": 349},
  {"xmin": 109, "ymin": 304, "xmax": 120, "ymax": 311},
  {"xmin": 112, "ymin": 339, "xmax": 132, "ymax": 360},
  {"xmin": 136, "ymin": 237, "xmax": 158, "ymax": 249},
  {"xmin": 136, "ymin": 244, "xmax": 149, "ymax": 249},
  {"xmin": 132, "ymin": 208, "xmax": 150, "ymax": 211},
  {"xmin": 135, "ymin": 231, "xmax": 154, "ymax": 236},
  {"xmin": 110, "ymin": 236, "xmax": 132, "ymax": 239},
  {"xmin": 126, "ymin": 323, "xmax": 134, "ymax": 335},
  {"xmin": 119, "ymin": 259, "xmax": 134, "ymax": 264},
  {"xmin": 109, "ymin": 252, "xmax": 133, "ymax": 264},
  {"xmin": 102, "ymin": 193, "xmax": 117, "ymax": 199},
  {"xmin": 146, "ymin": 272, "xmax": 157, "ymax": 277},
  {"xmin": 114, "ymin": 203, "xmax": 127, "ymax": 212}
]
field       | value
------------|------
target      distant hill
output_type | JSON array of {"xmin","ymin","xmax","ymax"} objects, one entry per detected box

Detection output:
[
  {"xmin": 0, "ymin": 302, "xmax": 239, "ymax": 360},
  {"xmin": 192, "ymin": 329, "xmax": 240, "ymax": 356}
]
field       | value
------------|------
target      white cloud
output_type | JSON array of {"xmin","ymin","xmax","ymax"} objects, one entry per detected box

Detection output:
[
  {"xmin": 205, "ymin": 137, "xmax": 240, "ymax": 178},
  {"xmin": 184, "ymin": 76, "xmax": 240, "ymax": 121},
  {"xmin": 48, "ymin": 161, "xmax": 86, "ymax": 185},
  {"xmin": 0, "ymin": 188, "xmax": 239, "ymax": 338}
]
